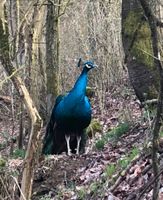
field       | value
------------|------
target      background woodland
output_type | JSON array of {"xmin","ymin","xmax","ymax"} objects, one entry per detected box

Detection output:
[{"xmin": 0, "ymin": 0, "xmax": 163, "ymax": 199}]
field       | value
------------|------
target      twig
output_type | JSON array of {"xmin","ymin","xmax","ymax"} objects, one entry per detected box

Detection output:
[
  {"xmin": 127, "ymin": 153, "xmax": 163, "ymax": 199},
  {"xmin": 0, "ymin": 65, "xmax": 25, "ymax": 88},
  {"xmin": 58, "ymin": 0, "xmax": 71, "ymax": 18},
  {"xmin": 110, "ymin": 154, "xmax": 143, "ymax": 192},
  {"xmin": 0, "ymin": 95, "xmax": 11, "ymax": 104},
  {"xmin": 64, "ymin": 171, "xmax": 68, "ymax": 186},
  {"xmin": 10, "ymin": 176, "xmax": 26, "ymax": 200},
  {"xmin": 141, "ymin": 99, "xmax": 158, "ymax": 105},
  {"xmin": 129, "ymin": 165, "xmax": 152, "ymax": 190},
  {"xmin": 137, "ymin": 166, "xmax": 163, "ymax": 200},
  {"xmin": 136, "ymin": 47, "xmax": 163, "ymax": 62},
  {"xmin": 0, "ymin": 102, "xmax": 10, "ymax": 112},
  {"xmin": 0, "ymin": 175, "xmax": 12, "ymax": 200},
  {"xmin": 125, "ymin": 132, "xmax": 143, "ymax": 148}
]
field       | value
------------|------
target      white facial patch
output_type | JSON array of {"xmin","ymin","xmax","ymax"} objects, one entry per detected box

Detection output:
[{"xmin": 86, "ymin": 64, "xmax": 91, "ymax": 69}]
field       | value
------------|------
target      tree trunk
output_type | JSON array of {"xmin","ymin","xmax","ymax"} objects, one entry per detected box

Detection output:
[
  {"xmin": 122, "ymin": 0, "xmax": 159, "ymax": 102},
  {"xmin": 156, "ymin": 1, "xmax": 163, "ymax": 58},
  {"xmin": 139, "ymin": 0, "xmax": 163, "ymax": 199},
  {"xmin": 46, "ymin": 0, "xmax": 60, "ymax": 116},
  {"xmin": 30, "ymin": 4, "xmax": 46, "ymax": 111}
]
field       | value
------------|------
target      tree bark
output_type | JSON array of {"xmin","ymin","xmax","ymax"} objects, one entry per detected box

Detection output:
[
  {"xmin": 122, "ymin": 0, "xmax": 160, "ymax": 102},
  {"xmin": 30, "ymin": 4, "xmax": 46, "ymax": 111},
  {"xmin": 46, "ymin": 0, "xmax": 60, "ymax": 116},
  {"xmin": 139, "ymin": 0, "xmax": 163, "ymax": 199}
]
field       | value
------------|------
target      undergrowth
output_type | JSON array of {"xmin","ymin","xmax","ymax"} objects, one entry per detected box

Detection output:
[
  {"xmin": 95, "ymin": 122, "xmax": 130, "ymax": 150},
  {"xmin": 104, "ymin": 147, "xmax": 139, "ymax": 178},
  {"xmin": 12, "ymin": 149, "xmax": 25, "ymax": 159}
]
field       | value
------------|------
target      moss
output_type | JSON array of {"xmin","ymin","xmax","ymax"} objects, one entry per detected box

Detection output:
[
  {"xmin": 118, "ymin": 147, "xmax": 139, "ymax": 170},
  {"xmin": 132, "ymin": 22, "xmax": 154, "ymax": 68},
  {"xmin": 105, "ymin": 122, "xmax": 130, "ymax": 140},
  {"xmin": 95, "ymin": 139, "xmax": 105, "ymax": 150},
  {"xmin": 46, "ymin": 70, "xmax": 59, "ymax": 96},
  {"xmin": 86, "ymin": 87, "xmax": 95, "ymax": 98},
  {"xmin": 0, "ymin": 157, "xmax": 6, "ymax": 168},
  {"xmin": 123, "ymin": 10, "xmax": 154, "ymax": 68},
  {"xmin": 95, "ymin": 123, "xmax": 130, "ymax": 151},
  {"xmin": 86, "ymin": 119, "xmax": 102, "ymax": 137},
  {"xmin": 77, "ymin": 187, "xmax": 86, "ymax": 200},
  {"xmin": 123, "ymin": 10, "xmax": 142, "ymax": 37},
  {"xmin": 12, "ymin": 149, "xmax": 25, "ymax": 159}
]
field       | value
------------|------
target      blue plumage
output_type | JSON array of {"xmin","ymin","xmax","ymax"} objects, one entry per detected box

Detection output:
[{"xmin": 42, "ymin": 59, "xmax": 96, "ymax": 155}]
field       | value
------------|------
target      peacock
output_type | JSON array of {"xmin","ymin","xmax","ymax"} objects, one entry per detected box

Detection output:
[{"xmin": 42, "ymin": 59, "xmax": 96, "ymax": 155}]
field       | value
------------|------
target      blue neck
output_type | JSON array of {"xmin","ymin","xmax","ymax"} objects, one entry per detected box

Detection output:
[{"xmin": 72, "ymin": 68, "xmax": 88, "ymax": 95}]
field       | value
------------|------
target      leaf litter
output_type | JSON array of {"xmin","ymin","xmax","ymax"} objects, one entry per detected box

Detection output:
[{"xmin": 1, "ymin": 80, "xmax": 163, "ymax": 199}]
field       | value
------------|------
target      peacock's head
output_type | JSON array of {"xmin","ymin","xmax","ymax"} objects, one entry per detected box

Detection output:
[{"xmin": 77, "ymin": 58, "xmax": 97, "ymax": 71}]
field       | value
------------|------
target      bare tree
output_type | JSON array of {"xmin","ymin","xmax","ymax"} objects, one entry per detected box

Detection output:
[
  {"xmin": 139, "ymin": 0, "xmax": 163, "ymax": 199},
  {"xmin": 46, "ymin": 0, "xmax": 61, "ymax": 116}
]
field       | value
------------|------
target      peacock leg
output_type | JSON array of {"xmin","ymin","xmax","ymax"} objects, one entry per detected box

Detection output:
[
  {"xmin": 76, "ymin": 136, "xmax": 81, "ymax": 155},
  {"xmin": 65, "ymin": 135, "xmax": 71, "ymax": 156}
]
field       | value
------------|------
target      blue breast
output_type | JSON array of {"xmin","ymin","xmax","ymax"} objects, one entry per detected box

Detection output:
[{"xmin": 54, "ymin": 95, "xmax": 91, "ymax": 129}]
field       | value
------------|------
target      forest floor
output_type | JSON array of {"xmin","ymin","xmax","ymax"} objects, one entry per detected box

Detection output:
[{"xmin": 1, "ymin": 78, "xmax": 163, "ymax": 200}]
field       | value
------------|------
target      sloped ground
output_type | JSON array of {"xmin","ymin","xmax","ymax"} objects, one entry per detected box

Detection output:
[
  {"xmin": 30, "ymin": 80, "xmax": 160, "ymax": 200},
  {"xmin": 1, "ymin": 78, "xmax": 163, "ymax": 199},
  {"xmin": 31, "ymin": 124, "xmax": 163, "ymax": 200}
]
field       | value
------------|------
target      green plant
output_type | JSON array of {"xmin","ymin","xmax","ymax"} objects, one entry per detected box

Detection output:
[
  {"xmin": 0, "ymin": 157, "xmax": 6, "ymax": 168},
  {"xmin": 12, "ymin": 149, "xmax": 25, "ymax": 159},
  {"xmin": 90, "ymin": 182, "xmax": 100, "ymax": 194},
  {"xmin": 77, "ymin": 188, "xmax": 86, "ymax": 200},
  {"xmin": 129, "ymin": 147, "xmax": 139, "ymax": 160},
  {"xmin": 105, "ymin": 164, "xmax": 116, "ymax": 177},
  {"xmin": 95, "ymin": 139, "xmax": 105, "ymax": 150},
  {"xmin": 95, "ymin": 123, "xmax": 130, "ymax": 151},
  {"xmin": 118, "ymin": 147, "xmax": 139, "ymax": 169},
  {"xmin": 0, "ymin": 142, "xmax": 5, "ymax": 150},
  {"xmin": 106, "ymin": 122, "xmax": 129, "ymax": 140},
  {"xmin": 118, "ymin": 158, "xmax": 129, "ymax": 169},
  {"xmin": 40, "ymin": 194, "xmax": 51, "ymax": 200}
]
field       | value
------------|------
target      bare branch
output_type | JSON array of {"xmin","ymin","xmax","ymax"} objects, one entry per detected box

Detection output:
[
  {"xmin": 58, "ymin": 0, "xmax": 71, "ymax": 18},
  {"xmin": 136, "ymin": 47, "xmax": 163, "ymax": 62},
  {"xmin": 0, "ymin": 65, "xmax": 25, "ymax": 88}
]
